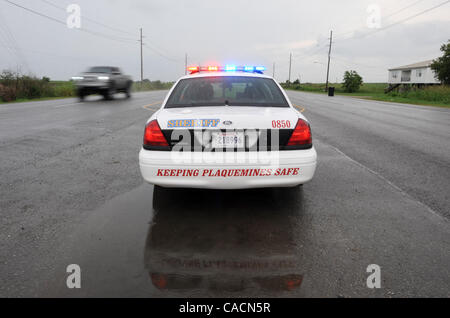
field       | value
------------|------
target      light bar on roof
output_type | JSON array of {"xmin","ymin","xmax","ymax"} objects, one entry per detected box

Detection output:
[{"xmin": 187, "ymin": 65, "xmax": 266, "ymax": 74}]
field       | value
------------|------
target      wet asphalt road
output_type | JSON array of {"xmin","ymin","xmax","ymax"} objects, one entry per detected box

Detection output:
[{"xmin": 0, "ymin": 90, "xmax": 449, "ymax": 297}]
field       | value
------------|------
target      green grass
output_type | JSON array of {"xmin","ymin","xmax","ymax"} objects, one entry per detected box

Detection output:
[
  {"xmin": 0, "ymin": 81, "xmax": 75, "ymax": 104},
  {"xmin": 0, "ymin": 79, "xmax": 174, "ymax": 104},
  {"xmin": 283, "ymin": 83, "xmax": 450, "ymax": 108},
  {"xmin": 0, "ymin": 95, "xmax": 73, "ymax": 104},
  {"xmin": 132, "ymin": 80, "xmax": 174, "ymax": 92}
]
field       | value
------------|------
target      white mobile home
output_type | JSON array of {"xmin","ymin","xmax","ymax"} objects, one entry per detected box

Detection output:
[{"xmin": 388, "ymin": 60, "xmax": 440, "ymax": 85}]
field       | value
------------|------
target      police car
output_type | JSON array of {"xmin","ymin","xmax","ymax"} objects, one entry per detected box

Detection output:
[{"xmin": 139, "ymin": 65, "xmax": 317, "ymax": 189}]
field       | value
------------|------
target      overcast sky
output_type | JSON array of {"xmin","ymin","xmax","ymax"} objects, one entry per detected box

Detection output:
[{"xmin": 0, "ymin": 0, "xmax": 449, "ymax": 83}]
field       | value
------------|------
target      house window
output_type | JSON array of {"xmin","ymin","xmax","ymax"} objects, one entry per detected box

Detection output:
[
  {"xmin": 416, "ymin": 69, "xmax": 422, "ymax": 77},
  {"xmin": 392, "ymin": 72, "xmax": 398, "ymax": 79}
]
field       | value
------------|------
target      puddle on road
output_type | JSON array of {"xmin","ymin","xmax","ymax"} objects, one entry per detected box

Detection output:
[
  {"xmin": 53, "ymin": 183, "xmax": 309, "ymax": 297},
  {"xmin": 146, "ymin": 186, "xmax": 306, "ymax": 297}
]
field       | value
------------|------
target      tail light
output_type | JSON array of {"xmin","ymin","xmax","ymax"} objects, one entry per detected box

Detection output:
[
  {"xmin": 151, "ymin": 273, "xmax": 168, "ymax": 290},
  {"xmin": 285, "ymin": 275, "xmax": 303, "ymax": 291},
  {"xmin": 143, "ymin": 120, "xmax": 169, "ymax": 148},
  {"xmin": 287, "ymin": 119, "xmax": 312, "ymax": 147}
]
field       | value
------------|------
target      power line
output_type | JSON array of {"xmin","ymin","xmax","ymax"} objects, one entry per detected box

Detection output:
[
  {"xmin": 3, "ymin": 0, "xmax": 183, "ymax": 65},
  {"xmin": 39, "ymin": 0, "xmax": 137, "ymax": 37},
  {"xmin": 0, "ymin": 8, "xmax": 31, "ymax": 71},
  {"xmin": 39, "ymin": 0, "xmax": 177, "ymax": 59},
  {"xmin": 143, "ymin": 44, "xmax": 182, "ymax": 63},
  {"xmin": 2, "ymin": 0, "xmax": 138, "ymax": 44},
  {"xmin": 0, "ymin": 43, "xmax": 98, "ymax": 61},
  {"xmin": 272, "ymin": 1, "xmax": 447, "ymax": 83},
  {"xmin": 292, "ymin": 43, "xmax": 329, "ymax": 62},
  {"xmin": 304, "ymin": 1, "xmax": 431, "ymax": 57},
  {"xmin": 336, "ymin": 0, "xmax": 450, "ymax": 43},
  {"xmin": 332, "ymin": 56, "xmax": 388, "ymax": 71},
  {"xmin": 334, "ymin": 0, "xmax": 427, "ymax": 40},
  {"xmin": 384, "ymin": 0, "xmax": 427, "ymax": 19}
]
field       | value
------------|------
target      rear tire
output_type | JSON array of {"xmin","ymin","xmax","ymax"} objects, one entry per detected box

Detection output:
[
  {"xmin": 77, "ymin": 90, "xmax": 85, "ymax": 102},
  {"xmin": 103, "ymin": 84, "xmax": 115, "ymax": 100},
  {"xmin": 125, "ymin": 82, "xmax": 132, "ymax": 98}
]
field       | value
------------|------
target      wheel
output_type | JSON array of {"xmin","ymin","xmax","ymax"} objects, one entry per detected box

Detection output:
[
  {"xmin": 77, "ymin": 90, "xmax": 85, "ymax": 102},
  {"xmin": 125, "ymin": 82, "xmax": 132, "ymax": 98},
  {"xmin": 103, "ymin": 85, "xmax": 115, "ymax": 100}
]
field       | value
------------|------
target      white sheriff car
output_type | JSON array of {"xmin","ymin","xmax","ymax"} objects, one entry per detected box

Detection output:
[{"xmin": 139, "ymin": 65, "xmax": 317, "ymax": 189}]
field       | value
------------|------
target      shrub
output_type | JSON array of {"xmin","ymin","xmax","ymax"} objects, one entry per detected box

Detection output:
[
  {"xmin": 342, "ymin": 70, "xmax": 363, "ymax": 93},
  {"xmin": 0, "ymin": 70, "xmax": 77, "ymax": 102},
  {"xmin": 387, "ymin": 85, "xmax": 450, "ymax": 104},
  {"xmin": 0, "ymin": 84, "xmax": 17, "ymax": 102},
  {"xmin": 431, "ymin": 40, "xmax": 450, "ymax": 85}
]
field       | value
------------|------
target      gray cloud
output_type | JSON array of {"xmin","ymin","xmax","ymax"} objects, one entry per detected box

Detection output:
[{"xmin": 0, "ymin": 0, "xmax": 448, "ymax": 83}]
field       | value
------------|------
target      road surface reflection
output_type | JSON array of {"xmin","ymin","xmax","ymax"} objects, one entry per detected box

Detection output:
[{"xmin": 145, "ymin": 186, "xmax": 307, "ymax": 297}]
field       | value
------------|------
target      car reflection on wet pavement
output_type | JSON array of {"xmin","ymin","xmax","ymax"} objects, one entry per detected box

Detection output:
[
  {"xmin": 145, "ymin": 186, "xmax": 306, "ymax": 296},
  {"xmin": 45, "ymin": 183, "xmax": 313, "ymax": 298},
  {"xmin": 40, "ymin": 142, "xmax": 450, "ymax": 298}
]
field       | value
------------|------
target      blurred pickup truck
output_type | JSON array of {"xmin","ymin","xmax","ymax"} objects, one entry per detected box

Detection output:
[{"xmin": 72, "ymin": 66, "xmax": 133, "ymax": 101}]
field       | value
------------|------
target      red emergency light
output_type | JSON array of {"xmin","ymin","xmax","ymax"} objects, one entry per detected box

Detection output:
[{"xmin": 187, "ymin": 66, "xmax": 199, "ymax": 73}]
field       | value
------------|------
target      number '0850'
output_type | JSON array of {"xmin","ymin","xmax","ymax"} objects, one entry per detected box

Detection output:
[{"xmin": 272, "ymin": 120, "xmax": 291, "ymax": 129}]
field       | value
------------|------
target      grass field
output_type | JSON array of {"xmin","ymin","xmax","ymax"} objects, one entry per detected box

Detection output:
[
  {"xmin": 283, "ymin": 83, "xmax": 450, "ymax": 108},
  {"xmin": 0, "ymin": 79, "xmax": 173, "ymax": 104},
  {"xmin": 2, "ymin": 78, "xmax": 449, "ymax": 108}
]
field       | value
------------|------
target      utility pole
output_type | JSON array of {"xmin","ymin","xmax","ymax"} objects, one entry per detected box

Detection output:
[
  {"xmin": 140, "ymin": 28, "xmax": 143, "ymax": 82},
  {"xmin": 185, "ymin": 53, "xmax": 188, "ymax": 75},
  {"xmin": 325, "ymin": 30, "xmax": 333, "ymax": 92},
  {"xmin": 288, "ymin": 53, "xmax": 292, "ymax": 83}
]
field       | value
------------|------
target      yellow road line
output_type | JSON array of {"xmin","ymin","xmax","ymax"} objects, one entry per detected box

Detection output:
[
  {"xmin": 294, "ymin": 105, "xmax": 306, "ymax": 113},
  {"xmin": 142, "ymin": 101, "xmax": 162, "ymax": 110}
]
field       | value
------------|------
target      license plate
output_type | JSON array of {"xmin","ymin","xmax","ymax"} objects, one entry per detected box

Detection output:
[{"xmin": 212, "ymin": 131, "xmax": 245, "ymax": 149}]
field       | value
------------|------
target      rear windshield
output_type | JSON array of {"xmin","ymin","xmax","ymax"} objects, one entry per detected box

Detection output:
[{"xmin": 165, "ymin": 76, "xmax": 289, "ymax": 108}]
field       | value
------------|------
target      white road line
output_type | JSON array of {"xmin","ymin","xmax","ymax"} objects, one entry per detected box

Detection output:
[
  {"xmin": 319, "ymin": 138, "xmax": 447, "ymax": 223},
  {"xmin": 53, "ymin": 103, "xmax": 82, "ymax": 109}
]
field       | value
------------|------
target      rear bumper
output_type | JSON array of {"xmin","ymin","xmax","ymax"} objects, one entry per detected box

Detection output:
[{"xmin": 139, "ymin": 148, "xmax": 317, "ymax": 189}]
